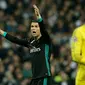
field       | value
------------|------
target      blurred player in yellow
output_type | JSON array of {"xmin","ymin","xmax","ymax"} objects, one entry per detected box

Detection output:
[{"xmin": 71, "ymin": 24, "xmax": 85, "ymax": 85}]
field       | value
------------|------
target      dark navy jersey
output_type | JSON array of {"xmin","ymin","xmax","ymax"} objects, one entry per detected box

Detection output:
[{"xmin": 5, "ymin": 19, "xmax": 52, "ymax": 79}]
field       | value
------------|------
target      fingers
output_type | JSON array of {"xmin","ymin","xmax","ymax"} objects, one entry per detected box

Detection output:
[
  {"xmin": 33, "ymin": 4, "xmax": 41, "ymax": 19},
  {"xmin": 33, "ymin": 4, "xmax": 38, "ymax": 9},
  {"xmin": 33, "ymin": 5, "xmax": 39, "ymax": 15},
  {"xmin": 33, "ymin": 4, "xmax": 39, "ymax": 12}
]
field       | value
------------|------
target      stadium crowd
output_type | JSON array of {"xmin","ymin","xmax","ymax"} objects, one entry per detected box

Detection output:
[{"xmin": 0, "ymin": 0, "xmax": 85, "ymax": 85}]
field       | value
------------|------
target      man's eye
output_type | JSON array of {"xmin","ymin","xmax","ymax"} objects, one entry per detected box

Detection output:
[
  {"xmin": 31, "ymin": 25, "xmax": 34, "ymax": 27},
  {"xmin": 35, "ymin": 25, "xmax": 38, "ymax": 27}
]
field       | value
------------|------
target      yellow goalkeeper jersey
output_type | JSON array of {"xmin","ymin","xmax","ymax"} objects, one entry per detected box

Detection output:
[{"xmin": 71, "ymin": 24, "xmax": 85, "ymax": 85}]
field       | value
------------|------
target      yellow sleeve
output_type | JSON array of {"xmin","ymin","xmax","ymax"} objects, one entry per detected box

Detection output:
[{"xmin": 71, "ymin": 29, "xmax": 85, "ymax": 64}]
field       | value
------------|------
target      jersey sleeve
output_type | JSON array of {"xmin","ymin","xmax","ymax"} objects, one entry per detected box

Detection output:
[
  {"xmin": 38, "ymin": 18, "xmax": 51, "ymax": 44},
  {"xmin": 5, "ymin": 33, "xmax": 30, "ymax": 47},
  {"xmin": 71, "ymin": 29, "xmax": 85, "ymax": 64}
]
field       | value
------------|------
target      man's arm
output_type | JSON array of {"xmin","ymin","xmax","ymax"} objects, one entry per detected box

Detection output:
[
  {"xmin": 71, "ymin": 29, "xmax": 85, "ymax": 64},
  {"xmin": 33, "ymin": 5, "xmax": 50, "ymax": 43},
  {"xmin": 0, "ymin": 29, "xmax": 30, "ymax": 47}
]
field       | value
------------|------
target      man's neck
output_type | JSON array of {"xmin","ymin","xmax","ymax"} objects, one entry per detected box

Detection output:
[{"xmin": 34, "ymin": 34, "xmax": 42, "ymax": 40}]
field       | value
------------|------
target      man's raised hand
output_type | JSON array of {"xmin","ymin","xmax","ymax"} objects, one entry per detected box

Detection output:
[{"xmin": 33, "ymin": 5, "xmax": 41, "ymax": 19}]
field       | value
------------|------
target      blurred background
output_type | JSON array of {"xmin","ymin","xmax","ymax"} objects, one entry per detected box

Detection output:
[{"xmin": 0, "ymin": 0, "xmax": 85, "ymax": 85}]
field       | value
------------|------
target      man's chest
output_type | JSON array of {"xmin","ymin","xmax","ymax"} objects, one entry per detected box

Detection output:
[{"xmin": 29, "ymin": 39, "xmax": 44, "ymax": 54}]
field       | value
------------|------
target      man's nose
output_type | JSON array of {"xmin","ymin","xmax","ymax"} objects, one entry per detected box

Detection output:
[{"xmin": 32, "ymin": 28, "xmax": 35, "ymax": 30}]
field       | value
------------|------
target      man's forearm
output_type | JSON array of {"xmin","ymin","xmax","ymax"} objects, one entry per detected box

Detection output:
[
  {"xmin": 0, "ymin": 29, "xmax": 29, "ymax": 47},
  {"xmin": 37, "ymin": 14, "xmax": 42, "ymax": 20}
]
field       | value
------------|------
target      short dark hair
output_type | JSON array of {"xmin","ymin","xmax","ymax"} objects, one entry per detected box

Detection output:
[
  {"xmin": 31, "ymin": 20, "xmax": 39, "ymax": 23},
  {"xmin": 29, "ymin": 20, "xmax": 39, "ymax": 29}
]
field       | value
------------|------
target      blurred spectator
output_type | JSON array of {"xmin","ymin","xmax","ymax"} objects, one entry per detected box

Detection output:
[
  {"xmin": 22, "ymin": 62, "xmax": 32, "ymax": 79},
  {"xmin": 2, "ymin": 63, "xmax": 17, "ymax": 85},
  {"xmin": 0, "ymin": 0, "xmax": 7, "ymax": 10},
  {"xmin": 0, "ymin": 60, "xmax": 5, "ymax": 83},
  {"xmin": 5, "ymin": 15, "xmax": 18, "ymax": 32}
]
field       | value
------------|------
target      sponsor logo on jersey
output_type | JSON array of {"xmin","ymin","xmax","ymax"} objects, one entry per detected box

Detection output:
[{"xmin": 30, "ymin": 47, "xmax": 41, "ymax": 53}]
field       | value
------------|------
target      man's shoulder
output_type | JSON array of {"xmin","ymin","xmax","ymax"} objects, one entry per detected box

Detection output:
[
  {"xmin": 72, "ymin": 24, "xmax": 85, "ymax": 38},
  {"xmin": 73, "ymin": 25, "xmax": 84, "ymax": 34},
  {"xmin": 75, "ymin": 24, "xmax": 85, "ymax": 31}
]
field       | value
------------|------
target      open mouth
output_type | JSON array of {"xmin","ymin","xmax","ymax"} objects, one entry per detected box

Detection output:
[{"xmin": 33, "ymin": 31, "xmax": 36, "ymax": 33}]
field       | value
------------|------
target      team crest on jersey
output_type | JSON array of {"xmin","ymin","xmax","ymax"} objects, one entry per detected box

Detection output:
[{"xmin": 72, "ymin": 36, "xmax": 78, "ymax": 42}]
